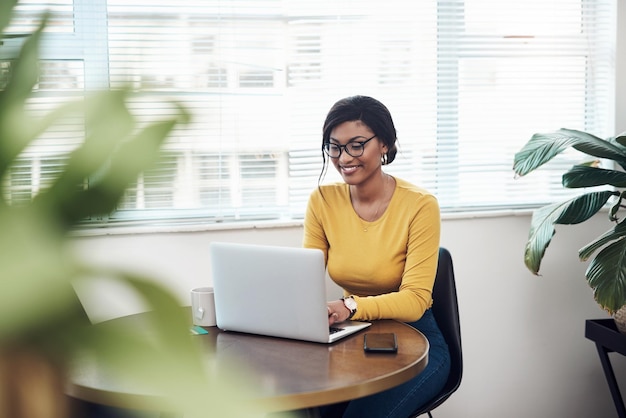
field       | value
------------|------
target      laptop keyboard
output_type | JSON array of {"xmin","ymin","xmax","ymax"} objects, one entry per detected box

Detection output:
[{"xmin": 329, "ymin": 326, "xmax": 344, "ymax": 334}]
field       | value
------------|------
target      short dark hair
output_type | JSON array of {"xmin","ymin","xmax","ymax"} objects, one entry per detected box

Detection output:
[{"xmin": 322, "ymin": 95, "xmax": 398, "ymax": 165}]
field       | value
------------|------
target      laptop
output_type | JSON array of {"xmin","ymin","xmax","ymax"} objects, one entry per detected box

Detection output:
[{"xmin": 210, "ymin": 242, "xmax": 371, "ymax": 343}]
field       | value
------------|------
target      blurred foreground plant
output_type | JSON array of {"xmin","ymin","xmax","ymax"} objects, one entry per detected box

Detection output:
[{"xmin": 0, "ymin": 2, "xmax": 262, "ymax": 417}]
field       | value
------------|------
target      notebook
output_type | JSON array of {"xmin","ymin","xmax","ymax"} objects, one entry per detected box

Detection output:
[{"xmin": 210, "ymin": 242, "xmax": 371, "ymax": 343}]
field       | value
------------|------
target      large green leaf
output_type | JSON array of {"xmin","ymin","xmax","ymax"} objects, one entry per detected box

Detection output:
[
  {"xmin": 0, "ymin": 0, "xmax": 18, "ymax": 35},
  {"xmin": 0, "ymin": 16, "xmax": 46, "ymax": 174},
  {"xmin": 65, "ymin": 89, "xmax": 135, "ymax": 170},
  {"xmin": 0, "ymin": 206, "xmax": 79, "ymax": 338},
  {"xmin": 0, "ymin": 100, "xmax": 90, "ymax": 195},
  {"xmin": 562, "ymin": 164, "xmax": 626, "ymax": 188},
  {"xmin": 608, "ymin": 191, "xmax": 626, "ymax": 222},
  {"xmin": 569, "ymin": 128, "xmax": 626, "ymax": 164},
  {"xmin": 613, "ymin": 131, "xmax": 626, "ymax": 146},
  {"xmin": 586, "ymin": 238, "xmax": 626, "ymax": 313},
  {"xmin": 579, "ymin": 218, "xmax": 626, "ymax": 261},
  {"xmin": 31, "ymin": 91, "xmax": 134, "ymax": 204},
  {"xmin": 513, "ymin": 128, "xmax": 626, "ymax": 176},
  {"xmin": 33, "ymin": 93, "xmax": 188, "ymax": 225},
  {"xmin": 524, "ymin": 190, "xmax": 616, "ymax": 273},
  {"xmin": 67, "ymin": 271, "xmax": 262, "ymax": 417}
]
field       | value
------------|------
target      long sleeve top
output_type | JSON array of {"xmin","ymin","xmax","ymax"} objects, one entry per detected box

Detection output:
[{"xmin": 303, "ymin": 176, "xmax": 440, "ymax": 322}]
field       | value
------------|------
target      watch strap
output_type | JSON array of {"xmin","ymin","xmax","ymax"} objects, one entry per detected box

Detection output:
[{"xmin": 342, "ymin": 296, "xmax": 357, "ymax": 319}]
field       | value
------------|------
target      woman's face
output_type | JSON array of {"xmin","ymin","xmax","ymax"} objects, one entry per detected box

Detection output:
[{"xmin": 328, "ymin": 120, "xmax": 387, "ymax": 186}]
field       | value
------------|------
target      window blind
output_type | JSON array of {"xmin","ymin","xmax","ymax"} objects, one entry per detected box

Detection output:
[{"xmin": 1, "ymin": 0, "xmax": 615, "ymax": 226}]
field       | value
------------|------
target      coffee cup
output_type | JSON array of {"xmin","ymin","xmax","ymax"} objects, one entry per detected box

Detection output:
[{"xmin": 191, "ymin": 286, "xmax": 216, "ymax": 327}]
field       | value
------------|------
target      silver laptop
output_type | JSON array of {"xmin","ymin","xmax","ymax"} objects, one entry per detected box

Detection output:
[{"xmin": 210, "ymin": 242, "xmax": 371, "ymax": 343}]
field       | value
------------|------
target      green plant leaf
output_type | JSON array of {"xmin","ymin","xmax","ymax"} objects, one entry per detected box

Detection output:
[
  {"xmin": 121, "ymin": 273, "xmax": 194, "ymax": 347},
  {"xmin": 0, "ymin": 100, "xmax": 91, "ymax": 194},
  {"xmin": 0, "ymin": 206, "xmax": 79, "ymax": 339},
  {"xmin": 562, "ymin": 165, "xmax": 626, "ymax": 188},
  {"xmin": 0, "ymin": 16, "xmax": 47, "ymax": 175},
  {"xmin": 72, "ymin": 89, "xmax": 135, "ymax": 167},
  {"xmin": 524, "ymin": 190, "xmax": 616, "ymax": 273},
  {"xmin": 0, "ymin": 0, "xmax": 19, "ymax": 35},
  {"xmin": 513, "ymin": 128, "xmax": 626, "ymax": 176},
  {"xmin": 613, "ymin": 131, "xmax": 626, "ymax": 146},
  {"xmin": 70, "ymin": 271, "xmax": 262, "ymax": 417},
  {"xmin": 579, "ymin": 218, "xmax": 626, "ymax": 261},
  {"xmin": 32, "ymin": 93, "xmax": 189, "ymax": 226},
  {"xmin": 31, "ymin": 91, "xmax": 135, "ymax": 206},
  {"xmin": 0, "ymin": 17, "xmax": 44, "ymax": 99},
  {"xmin": 586, "ymin": 238, "xmax": 626, "ymax": 313},
  {"xmin": 609, "ymin": 192, "xmax": 625, "ymax": 222},
  {"xmin": 568, "ymin": 128, "xmax": 626, "ymax": 163},
  {"xmin": 52, "ymin": 120, "xmax": 184, "ymax": 225}
]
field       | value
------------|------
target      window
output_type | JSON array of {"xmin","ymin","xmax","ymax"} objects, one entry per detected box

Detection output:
[{"xmin": 1, "ymin": 0, "xmax": 615, "ymax": 226}]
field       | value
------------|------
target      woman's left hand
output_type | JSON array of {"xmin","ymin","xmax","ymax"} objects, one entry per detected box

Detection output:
[{"xmin": 327, "ymin": 300, "xmax": 351, "ymax": 325}]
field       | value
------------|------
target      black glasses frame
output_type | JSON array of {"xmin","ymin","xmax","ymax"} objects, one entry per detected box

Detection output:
[{"xmin": 323, "ymin": 134, "xmax": 377, "ymax": 158}]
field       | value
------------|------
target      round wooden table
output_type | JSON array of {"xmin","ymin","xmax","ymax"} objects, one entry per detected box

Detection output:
[{"xmin": 67, "ymin": 312, "xmax": 429, "ymax": 413}]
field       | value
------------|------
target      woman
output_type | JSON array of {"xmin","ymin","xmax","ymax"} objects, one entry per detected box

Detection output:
[{"xmin": 303, "ymin": 95, "xmax": 451, "ymax": 418}]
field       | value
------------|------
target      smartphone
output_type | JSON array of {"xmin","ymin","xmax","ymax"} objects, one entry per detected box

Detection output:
[{"xmin": 363, "ymin": 333, "xmax": 398, "ymax": 353}]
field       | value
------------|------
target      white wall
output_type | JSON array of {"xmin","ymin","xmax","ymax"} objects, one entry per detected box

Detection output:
[{"xmin": 69, "ymin": 212, "xmax": 626, "ymax": 418}]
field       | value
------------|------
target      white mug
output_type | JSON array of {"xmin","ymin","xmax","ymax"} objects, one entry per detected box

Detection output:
[{"xmin": 191, "ymin": 286, "xmax": 216, "ymax": 327}]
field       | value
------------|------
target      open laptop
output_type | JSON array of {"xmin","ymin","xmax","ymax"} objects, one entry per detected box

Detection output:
[{"xmin": 210, "ymin": 242, "xmax": 371, "ymax": 343}]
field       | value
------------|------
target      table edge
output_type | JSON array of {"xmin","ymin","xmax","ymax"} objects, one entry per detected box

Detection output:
[{"xmin": 255, "ymin": 321, "xmax": 430, "ymax": 411}]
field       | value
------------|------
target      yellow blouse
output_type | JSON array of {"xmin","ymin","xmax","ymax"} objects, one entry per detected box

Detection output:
[{"xmin": 303, "ymin": 177, "xmax": 440, "ymax": 322}]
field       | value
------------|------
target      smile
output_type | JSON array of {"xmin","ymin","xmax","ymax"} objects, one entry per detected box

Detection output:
[{"xmin": 339, "ymin": 165, "xmax": 361, "ymax": 174}]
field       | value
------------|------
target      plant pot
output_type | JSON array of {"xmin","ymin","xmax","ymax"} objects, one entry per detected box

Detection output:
[
  {"xmin": 0, "ymin": 347, "xmax": 66, "ymax": 418},
  {"xmin": 613, "ymin": 305, "xmax": 626, "ymax": 334}
]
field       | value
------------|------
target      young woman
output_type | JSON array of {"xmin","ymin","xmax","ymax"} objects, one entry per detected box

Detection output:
[{"xmin": 303, "ymin": 96, "xmax": 451, "ymax": 418}]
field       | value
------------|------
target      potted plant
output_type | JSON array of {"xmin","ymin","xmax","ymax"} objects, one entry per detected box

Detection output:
[{"xmin": 513, "ymin": 128, "xmax": 626, "ymax": 332}]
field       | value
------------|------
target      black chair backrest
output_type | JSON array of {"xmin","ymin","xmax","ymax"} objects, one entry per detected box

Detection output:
[{"xmin": 423, "ymin": 247, "xmax": 463, "ymax": 411}]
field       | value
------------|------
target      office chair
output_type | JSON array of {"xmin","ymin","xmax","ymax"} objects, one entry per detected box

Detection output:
[{"xmin": 409, "ymin": 247, "xmax": 463, "ymax": 418}]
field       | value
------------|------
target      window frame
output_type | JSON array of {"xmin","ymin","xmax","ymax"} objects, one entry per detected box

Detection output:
[{"xmin": 3, "ymin": 0, "xmax": 617, "ymax": 231}]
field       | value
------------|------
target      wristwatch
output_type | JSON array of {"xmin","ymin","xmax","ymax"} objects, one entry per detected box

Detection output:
[{"xmin": 342, "ymin": 296, "xmax": 357, "ymax": 319}]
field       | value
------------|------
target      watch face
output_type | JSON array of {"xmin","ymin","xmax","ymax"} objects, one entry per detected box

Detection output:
[{"xmin": 344, "ymin": 297, "xmax": 357, "ymax": 311}]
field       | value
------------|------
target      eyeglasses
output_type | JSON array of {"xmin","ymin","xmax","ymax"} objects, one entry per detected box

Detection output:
[{"xmin": 323, "ymin": 135, "xmax": 377, "ymax": 158}]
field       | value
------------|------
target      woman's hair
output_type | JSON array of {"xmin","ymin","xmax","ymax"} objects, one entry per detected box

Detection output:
[{"xmin": 319, "ymin": 96, "xmax": 398, "ymax": 182}]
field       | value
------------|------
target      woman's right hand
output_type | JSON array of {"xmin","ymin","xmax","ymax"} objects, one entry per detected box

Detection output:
[{"xmin": 327, "ymin": 300, "xmax": 351, "ymax": 325}]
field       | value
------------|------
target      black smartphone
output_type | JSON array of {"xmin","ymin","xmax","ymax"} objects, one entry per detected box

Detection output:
[{"xmin": 363, "ymin": 333, "xmax": 398, "ymax": 353}]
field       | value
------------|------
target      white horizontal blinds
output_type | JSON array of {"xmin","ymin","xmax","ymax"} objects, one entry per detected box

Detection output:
[
  {"xmin": 5, "ymin": 0, "xmax": 74, "ymax": 34},
  {"xmin": 284, "ymin": 18, "xmax": 328, "ymax": 217},
  {"xmin": 284, "ymin": 1, "xmax": 438, "ymax": 215},
  {"xmin": 107, "ymin": 0, "xmax": 289, "ymax": 220},
  {"xmin": 105, "ymin": 0, "xmax": 443, "ymax": 221},
  {"xmin": 1, "ymin": 0, "xmax": 615, "ymax": 222},
  {"xmin": 2, "ymin": 1, "xmax": 86, "ymax": 207},
  {"xmin": 433, "ymin": 0, "xmax": 613, "ymax": 210}
]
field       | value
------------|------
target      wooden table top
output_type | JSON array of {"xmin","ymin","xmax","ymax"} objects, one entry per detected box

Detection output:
[{"xmin": 67, "ymin": 312, "xmax": 429, "ymax": 413}]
